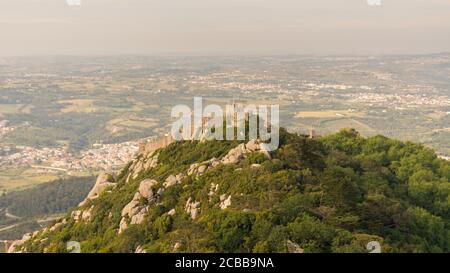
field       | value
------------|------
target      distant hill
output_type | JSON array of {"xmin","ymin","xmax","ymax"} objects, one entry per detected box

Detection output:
[{"xmin": 10, "ymin": 129, "xmax": 450, "ymax": 253}]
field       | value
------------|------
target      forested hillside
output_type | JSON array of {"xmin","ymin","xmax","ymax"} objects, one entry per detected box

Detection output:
[
  {"xmin": 0, "ymin": 176, "xmax": 95, "ymax": 219},
  {"xmin": 13, "ymin": 129, "xmax": 450, "ymax": 253},
  {"xmin": 0, "ymin": 176, "xmax": 95, "ymax": 241}
]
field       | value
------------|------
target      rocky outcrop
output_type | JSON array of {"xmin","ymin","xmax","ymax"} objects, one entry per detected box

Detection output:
[
  {"xmin": 163, "ymin": 174, "xmax": 184, "ymax": 188},
  {"xmin": 7, "ymin": 233, "xmax": 32, "ymax": 253},
  {"xmin": 118, "ymin": 218, "xmax": 128, "ymax": 234},
  {"xmin": 130, "ymin": 209, "xmax": 147, "ymax": 225},
  {"xmin": 79, "ymin": 173, "xmax": 116, "ymax": 206},
  {"xmin": 12, "ymin": 138, "xmax": 273, "ymax": 251},
  {"xmin": 185, "ymin": 197, "xmax": 201, "ymax": 220},
  {"xmin": 119, "ymin": 179, "xmax": 159, "ymax": 234},
  {"xmin": 119, "ymin": 140, "xmax": 266, "ymax": 226},
  {"xmin": 121, "ymin": 193, "xmax": 141, "ymax": 217},
  {"xmin": 187, "ymin": 163, "xmax": 211, "ymax": 176},
  {"xmin": 71, "ymin": 210, "xmax": 82, "ymax": 221},
  {"xmin": 159, "ymin": 140, "xmax": 269, "ymax": 191},
  {"xmin": 219, "ymin": 194, "xmax": 232, "ymax": 210},
  {"xmin": 221, "ymin": 140, "xmax": 269, "ymax": 165},
  {"xmin": 71, "ymin": 205, "xmax": 94, "ymax": 223},
  {"xmin": 49, "ymin": 223, "xmax": 63, "ymax": 232},
  {"xmin": 127, "ymin": 153, "xmax": 159, "ymax": 183},
  {"xmin": 286, "ymin": 240, "xmax": 304, "ymax": 253},
  {"xmin": 208, "ymin": 183, "xmax": 219, "ymax": 200},
  {"xmin": 82, "ymin": 206, "xmax": 94, "ymax": 222}
]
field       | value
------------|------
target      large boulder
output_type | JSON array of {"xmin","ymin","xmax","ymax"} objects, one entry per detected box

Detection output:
[
  {"xmin": 163, "ymin": 175, "xmax": 179, "ymax": 188},
  {"xmin": 245, "ymin": 139, "xmax": 260, "ymax": 151},
  {"xmin": 121, "ymin": 192, "xmax": 142, "ymax": 218},
  {"xmin": 138, "ymin": 179, "xmax": 158, "ymax": 199},
  {"xmin": 79, "ymin": 173, "xmax": 116, "ymax": 206}
]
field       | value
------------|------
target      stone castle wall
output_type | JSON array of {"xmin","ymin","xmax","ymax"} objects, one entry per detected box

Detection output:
[{"xmin": 139, "ymin": 134, "xmax": 174, "ymax": 156}]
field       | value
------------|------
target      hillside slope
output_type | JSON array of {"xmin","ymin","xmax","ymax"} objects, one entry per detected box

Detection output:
[{"xmin": 10, "ymin": 129, "xmax": 450, "ymax": 253}]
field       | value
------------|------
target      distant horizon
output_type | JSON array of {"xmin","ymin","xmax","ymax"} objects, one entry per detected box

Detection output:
[
  {"xmin": 2, "ymin": 52, "xmax": 450, "ymax": 59},
  {"xmin": 1, "ymin": 1, "xmax": 450, "ymax": 57}
]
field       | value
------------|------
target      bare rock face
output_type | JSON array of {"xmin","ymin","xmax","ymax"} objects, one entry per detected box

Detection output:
[
  {"xmin": 185, "ymin": 197, "xmax": 201, "ymax": 219},
  {"xmin": 79, "ymin": 173, "xmax": 116, "ymax": 206}
]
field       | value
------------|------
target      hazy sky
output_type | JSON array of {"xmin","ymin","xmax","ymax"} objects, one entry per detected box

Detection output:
[{"xmin": 1, "ymin": 0, "xmax": 450, "ymax": 56}]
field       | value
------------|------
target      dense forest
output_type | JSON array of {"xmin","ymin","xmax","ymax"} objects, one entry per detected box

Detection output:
[
  {"xmin": 0, "ymin": 176, "xmax": 95, "ymax": 232},
  {"xmin": 18, "ymin": 129, "xmax": 450, "ymax": 253},
  {"xmin": 0, "ymin": 176, "xmax": 95, "ymax": 219}
]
